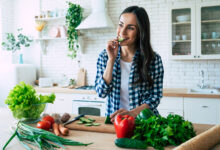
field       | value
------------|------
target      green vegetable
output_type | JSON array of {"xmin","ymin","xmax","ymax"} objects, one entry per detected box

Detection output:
[
  {"xmin": 115, "ymin": 138, "xmax": 147, "ymax": 149},
  {"xmin": 105, "ymin": 115, "xmax": 112, "ymax": 124},
  {"xmin": 3, "ymin": 122, "xmax": 92, "ymax": 150},
  {"xmin": 78, "ymin": 117, "xmax": 101, "ymax": 127},
  {"xmin": 5, "ymin": 81, "xmax": 55, "ymax": 120},
  {"xmin": 85, "ymin": 123, "xmax": 92, "ymax": 126},
  {"xmin": 77, "ymin": 121, "xmax": 84, "ymax": 124},
  {"xmin": 132, "ymin": 114, "xmax": 196, "ymax": 150},
  {"xmin": 92, "ymin": 123, "xmax": 101, "ymax": 126},
  {"xmin": 136, "ymin": 108, "xmax": 154, "ymax": 120},
  {"xmin": 80, "ymin": 117, "xmax": 93, "ymax": 123},
  {"xmin": 118, "ymin": 37, "xmax": 124, "ymax": 42}
]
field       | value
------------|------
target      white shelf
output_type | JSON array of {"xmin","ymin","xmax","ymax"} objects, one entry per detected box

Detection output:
[
  {"xmin": 201, "ymin": 19, "xmax": 220, "ymax": 23},
  {"xmin": 201, "ymin": 39, "xmax": 220, "ymax": 42},
  {"xmin": 35, "ymin": 16, "xmax": 65, "ymax": 21},
  {"xmin": 172, "ymin": 40, "xmax": 191, "ymax": 43},
  {"xmin": 172, "ymin": 21, "xmax": 191, "ymax": 25}
]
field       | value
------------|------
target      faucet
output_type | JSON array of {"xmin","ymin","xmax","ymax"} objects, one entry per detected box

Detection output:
[{"xmin": 198, "ymin": 70, "xmax": 208, "ymax": 89}]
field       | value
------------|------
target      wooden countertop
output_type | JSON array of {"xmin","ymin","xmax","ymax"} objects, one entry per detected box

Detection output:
[
  {"xmin": 1, "ymin": 108, "xmax": 220, "ymax": 150},
  {"xmin": 163, "ymin": 88, "xmax": 220, "ymax": 98},
  {"xmin": 35, "ymin": 87, "xmax": 220, "ymax": 98},
  {"xmin": 35, "ymin": 86, "xmax": 96, "ymax": 94}
]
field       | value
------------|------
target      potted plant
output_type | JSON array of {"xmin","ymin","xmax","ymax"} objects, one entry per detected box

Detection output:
[
  {"xmin": 66, "ymin": 2, "xmax": 83, "ymax": 59},
  {"xmin": 1, "ymin": 28, "xmax": 33, "ymax": 64}
]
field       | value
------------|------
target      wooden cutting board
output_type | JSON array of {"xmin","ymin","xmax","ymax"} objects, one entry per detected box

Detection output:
[
  {"xmin": 76, "ymin": 68, "xmax": 86, "ymax": 86},
  {"xmin": 65, "ymin": 115, "xmax": 115, "ymax": 134}
]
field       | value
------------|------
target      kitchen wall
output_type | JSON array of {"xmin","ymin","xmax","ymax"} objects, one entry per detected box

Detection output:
[{"xmin": 1, "ymin": 0, "xmax": 220, "ymax": 88}]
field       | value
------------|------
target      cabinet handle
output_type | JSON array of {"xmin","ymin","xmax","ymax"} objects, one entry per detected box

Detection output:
[
  {"xmin": 198, "ymin": 56, "xmax": 200, "ymax": 58},
  {"xmin": 168, "ymin": 112, "xmax": 174, "ymax": 114},
  {"xmin": 194, "ymin": 56, "xmax": 196, "ymax": 58},
  {"xmin": 202, "ymin": 106, "xmax": 208, "ymax": 108}
]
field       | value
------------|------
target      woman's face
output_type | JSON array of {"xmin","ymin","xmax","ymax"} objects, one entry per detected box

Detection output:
[{"xmin": 117, "ymin": 13, "xmax": 139, "ymax": 47}]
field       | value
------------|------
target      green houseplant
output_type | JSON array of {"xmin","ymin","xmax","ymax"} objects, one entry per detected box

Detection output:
[
  {"xmin": 1, "ymin": 28, "xmax": 33, "ymax": 53},
  {"xmin": 66, "ymin": 2, "xmax": 83, "ymax": 59}
]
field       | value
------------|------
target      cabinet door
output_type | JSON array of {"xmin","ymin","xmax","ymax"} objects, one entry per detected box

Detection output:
[
  {"xmin": 184, "ymin": 98, "xmax": 218, "ymax": 124},
  {"xmin": 40, "ymin": 93, "xmax": 73, "ymax": 114},
  {"xmin": 159, "ymin": 109, "xmax": 183, "ymax": 117},
  {"xmin": 158, "ymin": 97, "xmax": 184, "ymax": 117},
  {"xmin": 197, "ymin": 2, "xmax": 220, "ymax": 59},
  {"xmin": 169, "ymin": 2, "xmax": 196, "ymax": 60}
]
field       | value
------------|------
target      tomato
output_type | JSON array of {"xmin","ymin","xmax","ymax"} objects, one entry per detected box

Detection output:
[
  {"xmin": 42, "ymin": 115, "xmax": 55, "ymax": 125},
  {"xmin": 37, "ymin": 121, "xmax": 51, "ymax": 130}
]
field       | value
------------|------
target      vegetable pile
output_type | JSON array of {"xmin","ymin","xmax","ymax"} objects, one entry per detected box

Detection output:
[
  {"xmin": 132, "ymin": 111, "xmax": 196, "ymax": 150},
  {"xmin": 3, "ymin": 122, "xmax": 92, "ymax": 150},
  {"xmin": 5, "ymin": 82, "xmax": 55, "ymax": 120}
]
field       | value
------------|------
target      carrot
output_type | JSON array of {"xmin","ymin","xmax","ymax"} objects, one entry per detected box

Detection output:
[
  {"xmin": 52, "ymin": 123, "xmax": 60, "ymax": 136},
  {"xmin": 58, "ymin": 124, "xmax": 69, "ymax": 136}
]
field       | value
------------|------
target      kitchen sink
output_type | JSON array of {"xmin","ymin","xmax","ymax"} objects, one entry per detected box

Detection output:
[{"xmin": 188, "ymin": 88, "xmax": 220, "ymax": 94}]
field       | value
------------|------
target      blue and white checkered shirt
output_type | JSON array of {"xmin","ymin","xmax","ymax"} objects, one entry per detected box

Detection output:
[{"xmin": 95, "ymin": 47, "xmax": 164, "ymax": 116}]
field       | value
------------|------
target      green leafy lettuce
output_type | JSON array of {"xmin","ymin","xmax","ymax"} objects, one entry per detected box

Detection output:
[{"xmin": 5, "ymin": 82, "xmax": 55, "ymax": 120}]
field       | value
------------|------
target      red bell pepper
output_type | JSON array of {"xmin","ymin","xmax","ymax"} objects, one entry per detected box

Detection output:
[{"xmin": 114, "ymin": 114, "xmax": 135, "ymax": 138}]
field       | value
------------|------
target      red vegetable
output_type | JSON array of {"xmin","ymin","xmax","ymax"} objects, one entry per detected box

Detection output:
[
  {"xmin": 37, "ymin": 120, "xmax": 51, "ymax": 130},
  {"xmin": 42, "ymin": 115, "xmax": 55, "ymax": 127},
  {"xmin": 114, "ymin": 114, "xmax": 135, "ymax": 138}
]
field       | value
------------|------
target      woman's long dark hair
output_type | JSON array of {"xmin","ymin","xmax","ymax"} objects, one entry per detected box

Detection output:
[{"xmin": 120, "ymin": 6, "xmax": 155, "ymax": 87}]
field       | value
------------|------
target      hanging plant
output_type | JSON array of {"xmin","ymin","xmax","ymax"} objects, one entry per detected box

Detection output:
[{"xmin": 66, "ymin": 2, "xmax": 83, "ymax": 59}]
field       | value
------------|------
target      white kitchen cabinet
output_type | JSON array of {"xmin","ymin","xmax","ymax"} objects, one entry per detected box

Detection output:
[
  {"xmin": 158, "ymin": 97, "xmax": 184, "ymax": 117},
  {"xmin": 184, "ymin": 98, "xmax": 219, "ymax": 125},
  {"xmin": 39, "ymin": 93, "xmax": 73, "ymax": 114},
  {"xmin": 169, "ymin": 1, "xmax": 220, "ymax": 60}
]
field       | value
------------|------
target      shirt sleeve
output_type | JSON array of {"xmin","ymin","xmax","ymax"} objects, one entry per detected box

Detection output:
[
  {"xmin": 95, "ymin": 50, "xmax": 111, "ymax": 98},
  {"xmin": 141, "ymin": 53, "xmax": 164, "ymax": 110}
]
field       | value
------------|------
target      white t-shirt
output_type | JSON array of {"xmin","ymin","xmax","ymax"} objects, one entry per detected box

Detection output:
[{"xmin": 120, "ymin": 59, "xmax": 132, "ymax": 110}]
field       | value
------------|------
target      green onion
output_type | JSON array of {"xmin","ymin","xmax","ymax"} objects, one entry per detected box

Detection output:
[{"xmin": 3, "ymin": 122, "xmax": 93, "ymax": 150}]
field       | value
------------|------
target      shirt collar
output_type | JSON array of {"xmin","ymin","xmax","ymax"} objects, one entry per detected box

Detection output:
[{"xmin": 116, "ymin": 46, "xmax": 140, "ymax": 62}]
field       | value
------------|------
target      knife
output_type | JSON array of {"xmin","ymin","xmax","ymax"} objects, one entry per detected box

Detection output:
[{"xmin": 63, "ymin": 114, "xmax": 85, "ymax": 126}]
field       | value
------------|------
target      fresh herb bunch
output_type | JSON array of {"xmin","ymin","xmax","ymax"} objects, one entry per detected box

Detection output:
[
  {"xmin": 66, "ymin": 2, "xmax": 83, "ymax": 59},
  {"xmin": 1, "ymin": 28, "xmax": 33, "ymax": 53},
  {"xmin": 5, "ymin": 82, "xmax": 55, "ymax": 120},
  {"xmin": 3, "ymin": 122, "xmax": 92, "ymax": 150},
  {"xmin": 132, "ymin": 114, "xmax": 196, "ymax": 150}
]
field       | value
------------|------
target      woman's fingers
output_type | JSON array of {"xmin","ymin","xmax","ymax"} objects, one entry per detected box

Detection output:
[
  {"xmin": 107, "ymin": 39, "xmax": 119, "ymax": 51},
  {"xmin": 110, "ymin": 108, "xmax": 127, "ymax": 123}
]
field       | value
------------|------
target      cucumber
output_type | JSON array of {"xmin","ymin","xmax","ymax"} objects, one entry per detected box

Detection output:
[
  {"xmin": 115, "ymin": 138, "xmax": 147, "ymax": 149},
  {"xmin": 84, "ymin": 123, "xmax": 92, "ymax": 126},
  {"xmin": 105, "ymin": 116, "xmax": 112, "ymax": 124},
  {"xmin": 92, "ymin": 123, "xmax": 101, "ymax": 126},
  {"xmin": 118, "ymin": 37, "xmax": 124, "ymax": 42},
  {"xmin": 80, "ymin": 117, "xmax": 93, "ymax": 123}
]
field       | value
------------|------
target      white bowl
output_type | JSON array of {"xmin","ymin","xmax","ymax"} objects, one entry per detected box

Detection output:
[{"xmin": 176, "ymin": 15, "xmax": 189, "ymax": 22}]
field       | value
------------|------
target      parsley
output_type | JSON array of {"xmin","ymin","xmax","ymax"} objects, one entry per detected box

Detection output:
[{"xmin": 132, "ymin": 114, "xmax": 196, "ymax": 150}]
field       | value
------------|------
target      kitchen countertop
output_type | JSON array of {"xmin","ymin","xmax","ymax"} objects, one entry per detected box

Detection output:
[
  {"xmin": 35, "ymin": 87, "xmax": 220, "ymax": 98},
  {"xmin": 1, "ymin": 108, "xmax": 220, "ymax": 150}
]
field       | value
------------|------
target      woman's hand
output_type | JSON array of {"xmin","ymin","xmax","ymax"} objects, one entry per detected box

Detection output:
[
  {"xmin": 110, "ymin": 108, "xmax": 138, "ymax": 123},
  {"xmin": 106, "ymin": 39, "xmax": 119, "ymax": 61}
]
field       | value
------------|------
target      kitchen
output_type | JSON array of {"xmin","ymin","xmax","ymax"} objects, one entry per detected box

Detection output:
[{"xmin": 0, "ymin": 0, "xmax": 220, "ymax": 149}]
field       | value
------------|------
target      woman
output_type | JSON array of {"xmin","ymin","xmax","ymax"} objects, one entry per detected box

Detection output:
[{"xmin": 95, "ymin": 6, "xmax": 164, "ymax": 122}]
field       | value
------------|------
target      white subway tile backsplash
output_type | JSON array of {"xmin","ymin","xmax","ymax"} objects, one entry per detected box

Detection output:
[{"xmin": 2, "ymin": 0, "xmax": 219, "ymax": 87}]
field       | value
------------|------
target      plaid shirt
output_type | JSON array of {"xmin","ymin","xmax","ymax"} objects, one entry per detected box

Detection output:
[{"xmin": 95, "ymin": 47, "xmax": 164, "ymax": 116}]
